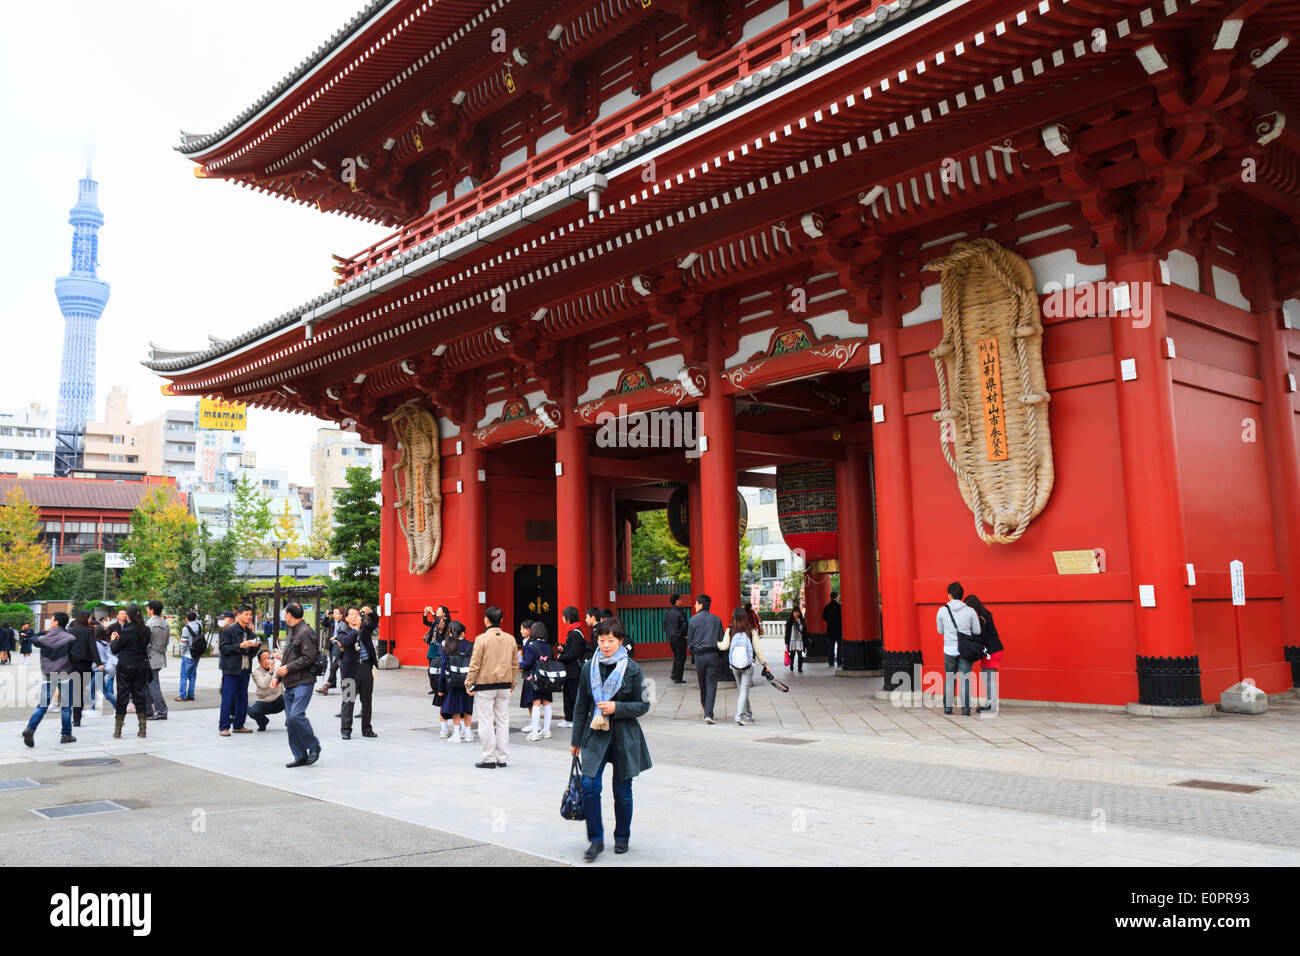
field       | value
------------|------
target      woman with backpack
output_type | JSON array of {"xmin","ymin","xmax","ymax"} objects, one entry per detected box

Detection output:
[
  {"xmin": 784, "ymin": 607, "xmax": 807, "ymax": 673},
  {"xmin": 422, "ymin": 605, "xmax": 450, "ymax": 695},
  {"xmin": 570, "ymin": 617, "xmax": 652, "ymax": 862},
  {"xmin": 718, "ymin": 606, "xmax": 770, "ymax": 726},
  {"xmin": 437, "ymin": 621, "xmax": 474, "ymax": 743},
  {"xmin": 520, "ymin": 621, "xmax": 558, "ymax": 741},
  {"xmin": 965, "ymin": 594, "xmax": 1004, "ymax": 713}
]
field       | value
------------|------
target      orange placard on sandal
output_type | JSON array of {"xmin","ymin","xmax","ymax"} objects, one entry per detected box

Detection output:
[{"xmin": 977, "ymin": 337, "xmax": 1009, "ymax": 462}]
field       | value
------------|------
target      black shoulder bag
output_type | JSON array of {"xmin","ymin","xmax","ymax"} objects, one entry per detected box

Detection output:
[{"xmin": 946, "ymin": 606, "xmax": 985, "ymax": 662}]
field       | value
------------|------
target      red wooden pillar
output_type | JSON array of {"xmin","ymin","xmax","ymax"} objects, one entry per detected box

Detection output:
[
  {"xmin": 871, "ymin": 245, "xmax": 922, "ymax": 691},
  {"xmin": 835, "ymin": 443, "xmax": 879, "ymax": 672},
  {"xmin": 699, "ymin": 312, "xmax": 739, "ymax": 611},
  {"xmin": 556, "ymin": 369, "xmax": 591, "ymax": 622},
  {"xmin": 688, "ymin": 475, "xmax": 704, "ymax": 598},
  {"xmin": 461, "ymin": 391, "xmax": 487, "ymax": 630},
  {"xmin": 590, "ymin": 478, "xmax": 615, "ymax": 610},
  {"xmin": 1248, "ymin": 229, "xmax": 1300, "ymax": 683},
  {"xmin": 1108, "ymin": 253, "xmax": 1201, "ymax": 709},
  {"xmin": 379, "ymin": 435, "xmax": 398, "ymax": 653}
]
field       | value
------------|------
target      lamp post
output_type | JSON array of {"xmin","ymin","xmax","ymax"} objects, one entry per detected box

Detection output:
[{"xmin": 271, "ymin": 540, "xmax": 286, "ymax": 649}]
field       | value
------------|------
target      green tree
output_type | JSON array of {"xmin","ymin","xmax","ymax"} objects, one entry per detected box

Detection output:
[
  {"xmin": 305, "ymin": 501, "xmax": 333, "ymax": 559},
  {"xmin": 0, "ymin": 486, "xmax": 51, "ymax": 602},
  {"xmin": 230, "ymin": 474, "xmax": 274, "ymax": 568},
  {"xmin": 326, "ymin": 466, "xmax": 380, "ymax": 609},
  {"xmin": 738, "ymin": 531, "xmax": 757, "ymax": 600},
  {"xmin": 0, "ymin": 602, "xmax": 34, "ymax": 629},
  {"xmin": 165, "ymin": 522, "xmax": 241, "ymax": 635},
  {"xmin": 120, "ymin": 487, "xmax": 197, "ymax": 600},
  {"xmin": 72, "ymin": 551, "xmax": 110, "ymax": 606},
  {"xmin": 273, "ymin": 498, "xmax": 303, "ymax": 558},
  {"xmin": 628, "ymin": 510, "xmax": 690, "ymax": 582},
  {"xmin": 32, "ymin": 563, "xmax": 78, "ymax": 601}
]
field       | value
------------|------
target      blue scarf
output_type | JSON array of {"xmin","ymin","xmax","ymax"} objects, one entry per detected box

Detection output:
[{"xmin": 589, "ymin": 644, "xmax": 629, "ymax": 709}]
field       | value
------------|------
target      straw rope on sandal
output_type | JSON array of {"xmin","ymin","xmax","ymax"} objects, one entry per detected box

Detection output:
[
  {"xmin": 923, "ymin": 238, "xmax": 1054, "ymax": 544},
  {"xmin": 383, "ymin": 402, "xmax": 443, "ymax": 573}
]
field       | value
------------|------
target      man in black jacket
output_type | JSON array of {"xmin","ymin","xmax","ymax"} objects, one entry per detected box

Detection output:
[
  {"xmin": 823, "ymin": 591, "xmax": 843, "ymax": 668},
  {"xmin": 274, "ymin": 603, "xmax": 321, "ymax": 767},
  {"xmin": 663, "ymin": 594, "xmax": 689, "ymax": 684},
  {"xmin": 686, "ymin": 594, "xmax": 724, "ymax": 724},
  {"xmin": 335, "ymin": 606, "xmax": 379, "ymax": 739},
  {"xmin": 218, "ymin": 607, "xmax": 261, "ymax": 736}
]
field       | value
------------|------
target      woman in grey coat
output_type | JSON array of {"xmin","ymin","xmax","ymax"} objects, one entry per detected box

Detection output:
[{"xmin": 570, "ymin": 617, "xmax": 651, "ymax": 862}]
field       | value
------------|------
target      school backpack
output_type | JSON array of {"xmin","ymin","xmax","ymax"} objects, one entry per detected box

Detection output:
[
  {"xmin": 446, "ymin": 642, "xmax": 474, "ymax": 690},
  {"xmin": 728, "ymin": 630, "xmax": 754, "ymax": 670},
  {"xmin": 533, "ymin": 655, "xmax": 567, "ymax": 694}
]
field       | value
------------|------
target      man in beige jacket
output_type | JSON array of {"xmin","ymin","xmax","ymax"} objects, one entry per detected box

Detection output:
[{"xmin": 465, "ymin": 606, "xmax": 517, "ymax": 769}]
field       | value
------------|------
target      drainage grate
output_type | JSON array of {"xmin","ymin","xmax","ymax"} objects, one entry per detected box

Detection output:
[
  {"xmin": 756, "ymin": 736, "xmax": 816, "ymax": 746},
  {"xmin": 57, "ymin": 758, "xmax": 122, "ymax": 768},
  {"xmin": 31, "ymin": 800, "xmax": 129, "ymax": 820},
  {"xmin": 1173, "ymin": 779, "xmax": 1267, "ymax": 794},
  {"xmin": 0, "ymin": 778, "xmax": 42, "ymax": 792}
]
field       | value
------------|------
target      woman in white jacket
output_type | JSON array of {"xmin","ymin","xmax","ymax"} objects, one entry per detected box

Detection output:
[{"xmin": 718, "ymin": 607, "xmax": 771, "ymax": 727}]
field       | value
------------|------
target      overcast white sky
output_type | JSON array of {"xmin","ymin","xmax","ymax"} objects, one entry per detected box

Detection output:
[{"xmin": 0, "ymin": 1, "xmax": 387, "ymax": 485}]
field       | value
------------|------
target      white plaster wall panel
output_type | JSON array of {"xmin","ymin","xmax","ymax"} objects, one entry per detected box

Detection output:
[
  {"xmin": 522, "ymin": 389, "xmax": 549, "ymax": 410},
  {"xmin": 499, "ymin": 147, "xmax": 528, "ymax": 173},
  {"xmin": 742, "ymin": 4, "xmax": 789, "ymax": 42},
  {"xmin": 1212, "ymin": 265, "xmax": 1252, "ymax": 310},
  {"xmin": 1027, "ymin": 248, "xmax": 1105, "ymax": 292},
  {"xmin": 651, "ymin": 54, "xmax": 704, "ymax": 92},
  {"xmin": 426, "ymin": 191, "xmax": 447, "ymax": 213},
  {"xmin": 902, "ymin": 281, "xmax": 943, "ymax": 327},
  {"xmin": 1164, "ymin": 249, "xmax": 1199, "ymax": 292},
  {"xmin": 536, "ymin": 125, "xmax": 568, "ymax": 155},
  {"xmin": 577, "ymin": 368, "xmax": 622, "ymax": 404},
  {"xmin": 728, "ymin": 327, "xmax": 778, "ymax": 365},
  {"xmin": 597, "ymin": 88, "xmax": 640, "ymax": 122},
  {"xmin": 1285, "ymin": 299, "xmax": 1300, "ymax": 329},
  {"xmin": 806, "ymin": 308, "xmax": 868, "ymax": 340},
  {"xmin": 478, "ymin": 400, "xmax": 505, "ymax": 429},
  {"xmin": 437, "ymin": 417, "xmax": 460, "ymax": 438},
  {"xmin": 645, "ymin": 353, "xmax": 686, "ymax": 380}
]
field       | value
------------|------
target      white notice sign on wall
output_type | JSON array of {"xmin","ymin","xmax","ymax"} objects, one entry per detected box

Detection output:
[{"xmin": 1230, "ymin": 559, "xmax": 1245, "ymax": 606}]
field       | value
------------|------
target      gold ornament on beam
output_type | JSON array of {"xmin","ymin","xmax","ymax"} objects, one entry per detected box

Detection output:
[
  {"xmin": 384, "ymin": 402, "xmax": 443, "ymax": 573},
  {"xmin": 924, "ymin": 238, "xmax": 1054, "ymax": 544}
]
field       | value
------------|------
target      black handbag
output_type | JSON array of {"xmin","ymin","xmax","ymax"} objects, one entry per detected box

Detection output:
[
  {"xmin": 561, "ymin": 755, "xmax": 585, "ymax": 821},
  {"xmin": 945, "ymin": 606, "xmax": 985, "ymax": 662}
]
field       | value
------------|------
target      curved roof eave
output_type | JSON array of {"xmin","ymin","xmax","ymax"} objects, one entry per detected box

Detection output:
[
  {"xmin": 175, "ymin": 0, "xmax": 395, "ymax": 158},
  {"xmin": 150, "ymin": 0, "xmax": 971, "ymax": 379}
]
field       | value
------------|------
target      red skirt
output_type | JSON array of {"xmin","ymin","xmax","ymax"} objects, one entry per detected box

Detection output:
[{"xmin": 982, "ymin": 650, "xmax": 1004, "ymax": 669}]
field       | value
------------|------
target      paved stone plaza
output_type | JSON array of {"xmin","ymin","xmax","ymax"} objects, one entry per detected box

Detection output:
[{"xmin": 1, "ymin": 639, "xmax": 1297, "ymax": 866}]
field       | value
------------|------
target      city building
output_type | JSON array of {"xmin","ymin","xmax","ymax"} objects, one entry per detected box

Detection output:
[
  {"xmin": 0, "ymin": 403, "xmax": 57, "ymax": 476},
  {"xmin": 309, "ymin": 427, "xmax": 378, "ymax": 519},
  {"xmin": 149, "ymin": 0, "xmax": 1300, "ymax": 712},
  {"xmin": 190, "ymin": 467, "xmax": 309, "ymax": 548},
  {"xmin": 0, "ymin": 474, "xmax": 183, "ymax": 565},
  {"xmin": 741, "ymin": 485, "xmax": 794, "ymax": 611},
  {"xmin": 81, "ymin": 386, "xmax": 146, "ymax": 479},
  {"xmin": 54, "ymin": 170, "xmax": 110, "ymax": 475}
]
